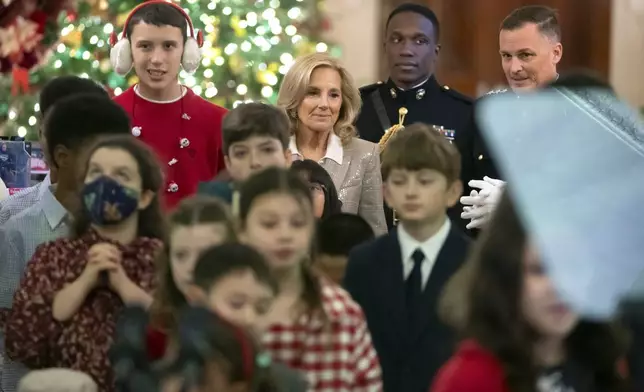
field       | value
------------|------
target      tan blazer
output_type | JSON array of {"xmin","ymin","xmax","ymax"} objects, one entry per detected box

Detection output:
[{"xmin": 292, "ymin": 137, "xmax": 387, "ymax": 235}]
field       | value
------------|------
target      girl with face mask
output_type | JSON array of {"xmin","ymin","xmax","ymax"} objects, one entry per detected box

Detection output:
[{"xmin": 5, "ymin": 135, "xmax": 166, "ymax": 392}]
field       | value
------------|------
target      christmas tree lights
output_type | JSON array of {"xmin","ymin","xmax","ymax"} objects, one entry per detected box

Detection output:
[{"xmin": 1, "ymin": 0, "xmax": 339, "ymax": 139}]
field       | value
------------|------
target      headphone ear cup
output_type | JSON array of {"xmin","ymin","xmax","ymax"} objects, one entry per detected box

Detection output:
[
  {"xmin": 109, "ymin": 38, "xmax": 133, "ymax": 76},
  {"xmin": 182, "ymin": 37, "xmax": 202, "ymax": 74}
]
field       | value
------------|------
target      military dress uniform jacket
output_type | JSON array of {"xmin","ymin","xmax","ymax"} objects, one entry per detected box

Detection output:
[
  {"xmin": 463, "ymin": 88, "xmax": 513, "ymax": 182},
  {"xmin": 355, "ymin": 76, "xmax": 474, "ymax": 230}
]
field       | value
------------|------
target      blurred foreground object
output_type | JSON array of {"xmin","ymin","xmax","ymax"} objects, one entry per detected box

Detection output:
[
  {"xmin": 18, "ymin": 368, "xmax": 97, "ymax": 392},
  {"xmin": 109, "ymin": 305, "xmax": 158, "ymax": 392},
  {"xmin": 477, "ymin": 87, "xmax": 644, "ymax": 319},
  {"xmin": 0, "ymin": 176, "xmax": 8, "ymax": 200}
]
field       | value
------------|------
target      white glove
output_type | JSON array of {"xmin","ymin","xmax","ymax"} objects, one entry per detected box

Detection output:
[{"xmin": 460, "ymin": 176, "xmax": 506, "ymax": 229}]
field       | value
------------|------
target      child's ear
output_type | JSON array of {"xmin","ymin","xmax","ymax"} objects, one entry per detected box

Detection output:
[
  {"xmin": 184, "ymin": 284, "xmax": 207, "ymax": 306},
  {"xmin": 224, "ymin": 155, "xmax": 232, "ymax": 171},
  {"xmin": 445, "ymin": 179, "xmax": 463, "ymax": 208},
  {"xmin": 138, "ymin": 190, "xmax": 155, "ymax": 210}
]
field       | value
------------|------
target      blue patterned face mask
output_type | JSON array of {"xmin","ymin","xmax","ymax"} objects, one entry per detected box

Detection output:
[{"xmin": 82, "ymin": 176, "xmax": 140, "ymax": 226}]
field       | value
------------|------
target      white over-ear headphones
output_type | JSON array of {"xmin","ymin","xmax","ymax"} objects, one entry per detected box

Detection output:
[{"xmin": 108, "ymin": 0, "xmax": 204, "ymax": 76}]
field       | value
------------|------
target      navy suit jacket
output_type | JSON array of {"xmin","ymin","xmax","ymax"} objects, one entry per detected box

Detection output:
[{"xmin": 343, "ymin": 224, "xmax": 471, "ymax": 392}]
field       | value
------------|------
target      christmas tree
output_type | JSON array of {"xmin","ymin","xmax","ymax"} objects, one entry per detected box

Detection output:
[{"xmin": 0, "ymin": 0, "xmax": 338, "ymax": 140}]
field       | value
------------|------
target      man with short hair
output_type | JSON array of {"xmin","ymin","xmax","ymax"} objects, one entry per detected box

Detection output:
[
  {"xmin": 355, "ymin": 3, "xmax": 473, "ymax": 231},
  {"xmin": 461, "ymin": 5, "xmax": 563, "ymax": 229}
]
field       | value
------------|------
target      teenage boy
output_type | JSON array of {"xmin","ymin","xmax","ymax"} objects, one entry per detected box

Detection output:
[
  {"xmin": 110, "ymin": 1, "xmax": 227, "ymax": 209},
  {"xmin": 197, "ymin": 102, "xmax": 291, "ymax": 203},
  {"xmin": 0, "ymin": 94, "xmax": 131, "ymax": 392},
  {"xmin": 343, "ymin": 124, "xmax": 471, "ymax": 392},
  {"xmin": 0, "ymin": 76, "xmax": 109, "ymax": 225}
]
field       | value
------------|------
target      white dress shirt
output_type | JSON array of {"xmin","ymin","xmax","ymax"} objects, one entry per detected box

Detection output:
[{"xmin": 398, "ymin": 218, "xmax": 451, "ymax": 290}]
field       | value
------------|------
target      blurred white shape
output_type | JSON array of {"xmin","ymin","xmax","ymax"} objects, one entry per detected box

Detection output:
[{"xmin": 477, "ymin": 88, "xmax": 644, "ymax": 319}]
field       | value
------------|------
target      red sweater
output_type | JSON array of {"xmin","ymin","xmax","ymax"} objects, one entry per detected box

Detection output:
[
  {"xmin": 430, "ymin": 340, "xmax": 509, "ymax": 392},
  {"xmin": 114, "ymin": 86, "xmax": 227, "ymax": 209}
]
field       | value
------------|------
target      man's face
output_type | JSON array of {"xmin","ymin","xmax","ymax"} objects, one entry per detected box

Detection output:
[
  {"xmin": 384, "ymin": 11, "xmax": 439, "ymax": 88},
  {"xmin": 130, "ymin": 22, "xmax": 184, "ymax": 94},
  {"xmin": 499, "ymin": 23, "xmax": 562, "ymax": 92}
]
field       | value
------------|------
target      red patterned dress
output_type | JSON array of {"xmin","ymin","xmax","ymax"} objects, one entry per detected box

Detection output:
[
  {"xmin": 262, "ymin": 279, "xmax": 383, "ymax": 391},
  {"xmin": 4, "ymin": 230, "xmax": 161, "ymax": 392}
]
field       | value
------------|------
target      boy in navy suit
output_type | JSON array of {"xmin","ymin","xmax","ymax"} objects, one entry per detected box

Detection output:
[
  {"xmin": 343, "ymin": 123, "xmax": 471, "ymax": 392},
  {"xmin": 198, "ymin": 102, "xmax": 291, "ymax": 203}
]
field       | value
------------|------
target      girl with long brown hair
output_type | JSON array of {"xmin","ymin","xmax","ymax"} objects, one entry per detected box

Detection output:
[
  {"xmin": 148, "ymin": 195, "xmax": 237, "ymax": 358},
  {"xmin": 432, "ymin": 192, "xmax": 629, "ymax": 392},
  {"xmin": 237, "ymin": 167, "xmax": 382, "ymax": 391}
]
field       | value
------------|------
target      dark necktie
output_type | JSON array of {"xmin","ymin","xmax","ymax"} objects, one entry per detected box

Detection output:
[{"xmin": 406, "ymin": 249, "xmax": 425, "ymax": 319}]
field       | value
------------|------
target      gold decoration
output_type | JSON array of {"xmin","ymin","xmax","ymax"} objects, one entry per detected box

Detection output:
[
  {"xmin": 389, "ymin": 88, "xmax": 397, "ymax": 98},
  {"xmin": 61, "ymin": 30, "xmax": 82, "ymax": 48},
  {"xmin": 378, "ymin": 107, "xmax": 407, "ymax": 153}
]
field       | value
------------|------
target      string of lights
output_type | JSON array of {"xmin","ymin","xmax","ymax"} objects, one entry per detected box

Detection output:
[{"xmin": 1, "ymin": 0, "xmax": 339, "ymax": 139}]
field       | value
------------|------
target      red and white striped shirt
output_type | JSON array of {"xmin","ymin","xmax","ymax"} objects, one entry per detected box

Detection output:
[{"xmin": 262, "ymin": 280, "xmax": 382, "ymax": 391}]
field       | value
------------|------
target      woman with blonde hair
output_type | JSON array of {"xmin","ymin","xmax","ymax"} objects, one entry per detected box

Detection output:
[{"xmin": 278, "ymin": 53, "xmax": 387, "ymax": 235}]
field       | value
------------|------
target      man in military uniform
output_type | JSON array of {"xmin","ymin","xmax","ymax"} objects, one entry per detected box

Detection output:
[
  {"xmin": 355, "ymin": 3, "xmax": 474, "ymax": 230},
  {"xmin": 461, "ymin": 5, "xmax": 563, "ymax": 229}
]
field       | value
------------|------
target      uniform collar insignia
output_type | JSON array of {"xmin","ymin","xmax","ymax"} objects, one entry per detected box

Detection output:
[{"xmin": 486, "ymin": 88, "xmax": 509, "ymax": 95}]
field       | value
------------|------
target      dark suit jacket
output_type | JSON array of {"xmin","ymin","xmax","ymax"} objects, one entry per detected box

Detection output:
[{"xmin": 343, "ymin": 223, "xmax": 471, "ymax": 392}]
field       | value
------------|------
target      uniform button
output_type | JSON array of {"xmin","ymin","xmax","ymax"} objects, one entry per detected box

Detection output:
[
  {"xmin": 168, "ymin": 158, "xmax": 178, "ymax": 166},
  {"xmin": 478, "ymin": 154, "xmax": 484, "ymax": 160},
  {"xmin": 180, "ymin": 138, "xmax": 190, "ymax": 148},
  {"xmin": 168, "ymin": 182, "xmax": 179, "ymax": 193},
  {"xmin": 132, "ymin": 126, "xmax": 142, "ymax": 137}
]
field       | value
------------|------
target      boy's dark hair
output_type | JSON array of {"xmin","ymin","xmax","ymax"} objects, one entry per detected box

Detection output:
[
  {"xmin": 125, "ymin": 2, "xmax": 188, "ymax": 42},
  {"xmin": 44, "ymin": 94, "xmax": 131, "ymax": 168},
  {"xmin": 39, "ymin": 76, "xmax": 108, "ymax": 116},
  {"xmin": 193, "ymin": 243, "xmax": 278, "ymax": 295},
  {"xmin": 317, "ymin": 213, "xmax": 374, "ymax": 256},
  {"xmin": 500, "ymin": 5, "xmax": 561, "ymax": 42},
  {"xmin": 290, "ymin": 159, "xmax": 342, "ymax": 219},
  {"xmin": 386, "ymin": 3, "xmax": 440, "ymax": 41},
  {"xmin": 222, "ymin": 103, "xmax": 290, "ymax": 154},
  {"xmin": 381, "ymin": 123, "xmax": 461, "ymax": 182}
]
